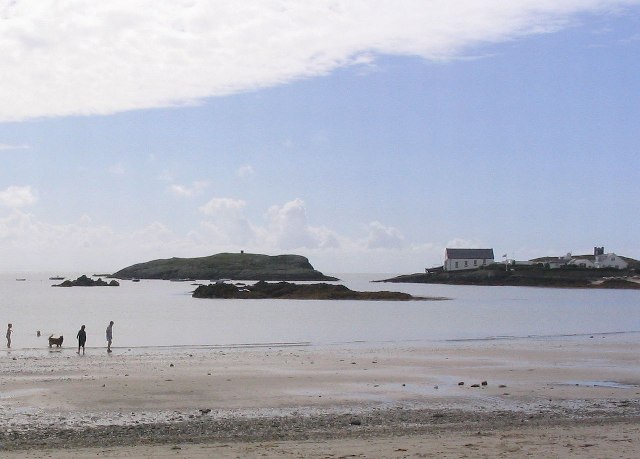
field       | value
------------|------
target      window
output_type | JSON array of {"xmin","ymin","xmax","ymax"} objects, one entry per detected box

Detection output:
[
  {"xmin": 455, "ymin": 261, "xmax": 459, "ymax": 268},
  {"xmin": 464, "ymin": 261, "xmax": 468, "ymax": 267},
  {"xmin": 474, "ymin": 260, "xmax": 477, "ymax": 266}
]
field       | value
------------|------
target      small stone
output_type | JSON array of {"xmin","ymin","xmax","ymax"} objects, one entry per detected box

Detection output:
[
  {"xmin": 499, "ymin": 384, "xmax": 507, "ymax": 388},
  {"xmin": 349, "ymin": 419, "xmax": 362, "ymax": 426},
  {"xmin": 471, "ymin": 384, "xmax": 480, "ymax": 388},
  {"xmin": 481, "ymin": 381, "xmax": 487, "ymax": 386},
  {"xmin": 458, "ymin": 382, "xmax": 464, "ymax": 386},
  {"xmin": 169, "ymin": 363, "xmax": 174, "ymax": 367}
]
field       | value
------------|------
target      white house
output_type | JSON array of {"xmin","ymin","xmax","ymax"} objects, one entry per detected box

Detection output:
[
  {"xmin": 444, "ymin": 248, "xmax": 494, "ymax": 271},
  {"xmin": 594, "ymin": 253, "xmax": 628, "ymax": 269},
  {"xmin": 568, "ymin": 258, "xmax": 595, "ymax": 268}
]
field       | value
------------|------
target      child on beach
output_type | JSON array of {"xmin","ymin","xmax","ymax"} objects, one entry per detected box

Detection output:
[
  {"xmin": 6, "ymin": 323, "xmax": 12, "ymax": 348},
  {"xmin": 76, "ymin": 325, "xmax": 86, "ymax": 355},
  {"xmin": 106, "ymin": 321, "xmax": 113, "ymax": 353}
]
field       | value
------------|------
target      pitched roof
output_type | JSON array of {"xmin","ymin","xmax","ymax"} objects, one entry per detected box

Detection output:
[{"xmin": 445, "ymin": 248, "xmax": 494, "ymax": 260}]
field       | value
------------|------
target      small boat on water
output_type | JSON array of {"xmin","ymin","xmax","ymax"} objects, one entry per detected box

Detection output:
[
  {"xmin": 16, "ymin": 278, "xmax": 26, "ymax": 281},
  {"xmin": 49, "ymin": 276, "xmax": 65, "ymax": 280},
  {"xmin": 131, "ymin": 278, "xmax": 140, "ymax": 282}
]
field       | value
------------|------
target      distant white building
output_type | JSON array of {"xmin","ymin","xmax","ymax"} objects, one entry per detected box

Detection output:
[
  {"xmin": 568, "ymin": 258, "xmax": 595, "ymax": 268},
  {"xmin": 444, "ymin": 248, "xmax": 494, "ymax": 271},
  {"xmin": 594, "ymin": 253, "xmax": 628, "ymax": 269},
  {"xmin": 546, "ymin": 253, "xmax": 572, "ymax": 269},
  {"xmin": 537, "ymin": 247, "xmax": 629, "ymax": 270}
]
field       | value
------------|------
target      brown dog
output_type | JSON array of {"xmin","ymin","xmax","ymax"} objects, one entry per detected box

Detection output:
[{"xmin": 48, "ymin": 334, "xmax": 64, "ymax": 347}]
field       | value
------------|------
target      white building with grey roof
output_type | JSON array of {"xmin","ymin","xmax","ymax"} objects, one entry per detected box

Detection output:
[{"xmin": 444, "ymin": 248, "xmax": 495, "ymax": 271}]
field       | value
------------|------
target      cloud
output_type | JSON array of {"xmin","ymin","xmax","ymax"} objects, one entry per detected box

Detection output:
[
  {"xmin": 0, "ymin": 197, "xmax": 454, "ymax": 272},
  {"xmin": 445, "ymin": 237, "xmax": 486, "ymax": 249},
  {"xmin": 108, "ymin": 162, "xmax": 127, "ymax": 176},
  {"xmin": 0, "ymin": 186, "xmax": 37, "ymax": 207},
  {"xmin": 0, "ymin": 143, "xmax": 30, "ymax": 151},
  {"xmin": 1, "ymin": 0, "xmax": 637, "ymax": 121},
  {"xmin": 263, "ymin": 199, "xmax": 342, "ymax": 250},
  {"xmin": 237, "ymin": 164, "xmax": 255, "ymax": 178},
  {"xmin": 199, "ymin": 197, "xmax": 247, "ymax": 215},
  {"xmin": 196, "ymin": 197, "xmax": 341, "ymax": 250},
  {"xmin": 169, "ymin": 180, "xmax": 209, "ymax": 197},
  {"xmin": 363, "ymin": 221, "xmax": 405, "ymax": 249}
]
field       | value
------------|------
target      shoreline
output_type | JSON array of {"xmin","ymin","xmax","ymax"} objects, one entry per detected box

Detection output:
[{"xmin": 2, "ymin": 336, "xmax": 640, "ymax": 456}]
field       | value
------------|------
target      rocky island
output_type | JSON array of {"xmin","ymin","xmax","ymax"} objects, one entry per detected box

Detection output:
[
  {"xmin": 377, "ymin": 264, "xmax": 640, "ymax": 289},
  {"xmin": 53, "ymin": 275, "xmax": 120, "ymax": 287},
  {"xmin": 112, "ymin": 253, "xmax": 338, "ymax": 281},
  {"xmin": 192, "ymin": 281, "xmax": 446, "ymax": 301}
]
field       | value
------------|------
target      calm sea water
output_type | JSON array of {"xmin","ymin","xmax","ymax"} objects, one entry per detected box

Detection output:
[{"xmin": 1, "ymin": 273, "xmax": 639, "ymax": 351}]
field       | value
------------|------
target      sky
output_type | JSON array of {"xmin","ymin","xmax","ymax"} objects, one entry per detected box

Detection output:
[{"xmin": 0, "ymin": 0, "xmax": 639, "ymax": 274}]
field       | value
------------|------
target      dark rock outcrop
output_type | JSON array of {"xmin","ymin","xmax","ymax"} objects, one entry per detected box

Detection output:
[
  {"xmin": 53, "ymin": 275, "xmax": 120, "ymax": 287},
  {"xmin": 192, "ymin": 280, "xmax": 446, "ymax": 301}
]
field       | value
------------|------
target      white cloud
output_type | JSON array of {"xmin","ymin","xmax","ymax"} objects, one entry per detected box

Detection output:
[
  {"xmin": 265, "ymin": 199, "xmax": 318, "ymax": 249},
  {"xmin": 169, "ymin": 180, "xmax": 209, "ymax": 197},
  {"xmin": 108, "ymin": 162, "xmax": 127, "ymax": 175},
  {"xmin": 0, "ymin": 186, "xmax": 37, "ymax": 207},
  {"xmin": 199, "ymin": 197, "xmax": 247, "ymax": 215},
  {"xmin": 197, "ymin": 197, "xmax": 255, "ymax": 245},
  {"xmin": 196, "ymin": 197, "xmax": 341, "ymax": 250},
  {"xmin": 0, "ymin": 198, "xmax": 458, "ymax": 273},
  {"xmin": 237, "ymin": 164, "xmax": 255, "ymax": 178},
  {"xmin": 0, "ymin": 143, "xmax": 29, "ymax": 150},
  {"xmin": 445, "ymin": 237, "xmax": 486, "ymax": 249},
  {"xmin": 363, "ymin": 221, "xmax": 405, "ymax": 249},
  {"xmin": 1, "ymin": 0, "xmax": 637, "ymax": 121}
]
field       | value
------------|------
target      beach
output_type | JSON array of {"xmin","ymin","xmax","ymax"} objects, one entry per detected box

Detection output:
[{"xmin": 2, "ymin": 334, "xmax": 640, "ymax": 457}]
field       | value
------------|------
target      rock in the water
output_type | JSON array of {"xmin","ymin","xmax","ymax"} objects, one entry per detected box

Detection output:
[
  {"xmin": 193, "ymin": 280, "xmax": 429, "ymax": 301},
  {"xmin": 53, "ymin": 275, "xmax": 119, "ymax": 287}
]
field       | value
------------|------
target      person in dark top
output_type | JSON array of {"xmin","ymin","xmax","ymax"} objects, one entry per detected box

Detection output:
[
  {"xmin": 106, "ymin": 320, "xmax": 114, "ymax": 353},
  {"xmin": 76, "ymin": 325, "xmax": 86, "ymax": 355}
]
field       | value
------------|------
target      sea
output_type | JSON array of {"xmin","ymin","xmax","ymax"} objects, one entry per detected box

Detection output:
[{"xmin": 1, "ymin": 273, "xmax": 639, "ymax": 352}]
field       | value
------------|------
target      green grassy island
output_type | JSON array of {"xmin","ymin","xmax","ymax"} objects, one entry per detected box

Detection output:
[{"xmin": 112, "ymin": 253, "xmax": 338, "ymax": 281}]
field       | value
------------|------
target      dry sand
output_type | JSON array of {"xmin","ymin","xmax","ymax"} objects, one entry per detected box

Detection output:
[{"xmin": 1, "ymin": 334, "xmax": 640, "ymax": 457}]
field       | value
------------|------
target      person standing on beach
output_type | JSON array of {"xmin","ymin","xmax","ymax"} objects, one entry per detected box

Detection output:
[
  {"xmin": 6, "ymin": 323, "xmax": 12, "ymax": 348},
  {"xmin": 106, "ymin": 321, "xmax": 114, "ymax": 353},
  {"xmin": 76, "ymin": 325, "xmax": 86, "ymax": 355}
]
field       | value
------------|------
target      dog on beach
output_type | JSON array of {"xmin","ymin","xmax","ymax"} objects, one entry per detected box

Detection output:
[{"xmin": 48, "ymin": 334, "xmax": 64, "ymax": 347}]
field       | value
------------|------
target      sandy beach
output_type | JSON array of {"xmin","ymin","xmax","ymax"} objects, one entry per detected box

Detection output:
[{"xmin": 2, "ymin": 334, "xmax": 640, "ymax": 457}]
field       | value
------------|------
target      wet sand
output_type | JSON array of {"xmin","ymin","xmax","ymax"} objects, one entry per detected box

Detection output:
[{"xmin": 1, "ymin": 334, "xmax": 640, "ymax": 457}]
